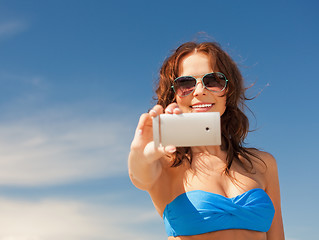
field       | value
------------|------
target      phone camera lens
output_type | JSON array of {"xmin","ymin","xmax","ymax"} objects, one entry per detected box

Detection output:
[{"xmin": 205, "ymin": 127, "xmax": 210, "ymax": 132}]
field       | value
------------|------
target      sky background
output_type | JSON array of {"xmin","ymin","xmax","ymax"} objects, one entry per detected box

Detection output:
[{"xmin": 0, "ymin": 0, "xmax": 318, "ymax": 239}]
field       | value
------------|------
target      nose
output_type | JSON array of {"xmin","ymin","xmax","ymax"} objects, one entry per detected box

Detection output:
[{"xmin": 193, "ymin": 79, "xmax": 206, "ymax": 96}]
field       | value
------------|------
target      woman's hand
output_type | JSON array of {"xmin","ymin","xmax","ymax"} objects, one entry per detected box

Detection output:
[
  {"xmin": 131, "ymin": 104, "xmax": 182, "ymax": 158},
  {"xmin": 128, "ymin": 103, "xmax": 182, "ymax": 190}
]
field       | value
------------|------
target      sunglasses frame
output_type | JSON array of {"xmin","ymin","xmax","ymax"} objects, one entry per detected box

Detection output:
[{"xmin": 171, "ymin": 72, "xmax": 229, "ymax": 97}]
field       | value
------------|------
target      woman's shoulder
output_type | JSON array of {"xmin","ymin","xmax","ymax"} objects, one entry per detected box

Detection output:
[
  {"xmin": 245, "ymin": 148, "xmax": 279, "ymax": 183},
  {"xmin": 246, "ymin": 148, "xmax": 277, "ymax": 167}
]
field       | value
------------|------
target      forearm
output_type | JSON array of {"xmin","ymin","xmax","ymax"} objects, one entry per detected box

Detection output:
[{"xmin": 128, "ymin": 149, "xmax": 163, "ymax": 191}]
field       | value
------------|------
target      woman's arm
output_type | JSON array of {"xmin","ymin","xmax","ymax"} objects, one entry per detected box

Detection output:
[{"xmin": 264, "ymin": 152, "xmax": 285, "ymax": 240}]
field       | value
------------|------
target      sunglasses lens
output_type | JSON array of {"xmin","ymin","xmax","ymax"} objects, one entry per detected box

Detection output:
[
  {"xmin": 174, "ymin": 77, "xmax": 196, "ymax": 96},
  {"xmin": 203, "ymin": 73, "xmax": 227, "ymax": 92}
]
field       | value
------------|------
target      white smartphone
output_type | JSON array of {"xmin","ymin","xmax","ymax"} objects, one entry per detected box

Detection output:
[{"xmin": 152, "ymin": 112, "xmax": 221, "ymax": 147}]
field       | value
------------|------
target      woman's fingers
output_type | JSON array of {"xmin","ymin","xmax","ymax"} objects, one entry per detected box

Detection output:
[
  {"xmin": 132, "ymin": 107, "xmax": 178, "ymax": 160},
  {"xmin": 172, "ymin": 107, "xmax": 182, "ymax": 114},
  {"xmin": 165, "ymin": 103, "xmax": 182, "ymax": 114},
  {"xmin": 133, "ymin": 104, "xmax": 181, "ymax": 152},
  {"xmin": 135, "ymin": 104, "xmax": 164, "ymax": 141},
  {"xmin": 135, "ymin": 113, "xmax": 150, "ymax": 136},
  {"xmin": 164, "ymin": 145, "xmax": 176, "ymax": 153},
  {"xmin": 149, "ymin": 105, "xmax": 164, "ymax": 117},
  {"xmin": 149, "ymin": 103, "xmax": 182, "ymax": 117},
  {"xmin": 131, "ymin": 113, "xmax": 154, "ymax": 151}
]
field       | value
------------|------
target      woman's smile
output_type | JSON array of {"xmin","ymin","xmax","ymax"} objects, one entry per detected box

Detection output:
[{"xmin": 190, "ymin": 102, "xmax": 214, "ymax": 112}]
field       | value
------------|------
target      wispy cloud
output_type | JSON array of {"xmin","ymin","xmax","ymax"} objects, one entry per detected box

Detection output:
[
  {"xmin": 0, "ymin": 20, "xmax": 27, "ymax": 39},
  {"xmin": 0, "ymin": 107, "xmax": 134, "ymax": 186},
  {"xmin": 0, "ymin": 196, "xmax": 165, "ymax": 240}
]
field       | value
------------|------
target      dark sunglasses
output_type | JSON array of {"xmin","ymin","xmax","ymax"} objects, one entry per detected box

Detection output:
[{"xmin": 171, "ymin": 72, "xmax": 228, "ymax": 97}]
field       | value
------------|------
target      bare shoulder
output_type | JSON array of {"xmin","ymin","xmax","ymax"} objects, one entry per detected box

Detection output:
[
  {"xmin": 246, "ymin": 148, "xmax": 279, "ymax": 188},
  {"xmin": 246, "ymin": 148, "xmax": 277, "ymax": 169},
  {"xmin": 256, "ymin": 150, "xmax": 276, "ymax": 164}
]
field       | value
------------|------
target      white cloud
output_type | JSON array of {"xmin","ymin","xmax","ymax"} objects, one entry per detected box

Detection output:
[
  {"xmin": 0, "ymin": 196, "xmax": 165, "ymax": 240},
  {"xmin": 0, "ymin": 108, "xmax": 134, "ymax": 186},
  {"xmin": 0, "ymin": 20, "xmax": 27, "ymax": 39}
]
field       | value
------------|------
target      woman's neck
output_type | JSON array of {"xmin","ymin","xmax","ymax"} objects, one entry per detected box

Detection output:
[{"xmin": 191, "ymin": 145, "xmax": 224, "ymax": 157}]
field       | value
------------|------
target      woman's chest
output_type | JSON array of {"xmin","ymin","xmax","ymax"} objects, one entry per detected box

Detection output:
[
  {"xmin": 151, "ymin": 155, "xmax": 266, "ymax": 216},
  {"xmin": 169, "ymin": 160, "xmax": 265, "ymax": 200}
]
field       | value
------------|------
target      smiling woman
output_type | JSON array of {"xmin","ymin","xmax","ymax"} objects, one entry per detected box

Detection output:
[{"xmin": 128, "ymin": 41, "xmax": 285, "ymax": 240}]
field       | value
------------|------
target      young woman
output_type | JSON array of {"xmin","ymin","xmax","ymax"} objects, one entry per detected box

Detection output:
[{"xmin": 128, "ymin": 42, "xmax": 285, "ymax": 240}]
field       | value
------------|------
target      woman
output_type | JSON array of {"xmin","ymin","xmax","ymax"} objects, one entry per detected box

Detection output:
[{"xmin": 128, "ymin": 41, "xmax": 285, "ymax": 240}]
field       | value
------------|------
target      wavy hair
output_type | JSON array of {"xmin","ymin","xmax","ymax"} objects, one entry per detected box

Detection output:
[{"xmin": 154, "ymin": 41, "xmax": 261, "ymax": 175}]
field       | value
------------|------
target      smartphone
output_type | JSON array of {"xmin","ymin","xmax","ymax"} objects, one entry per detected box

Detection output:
[{"xmin": 152, "ymin": 112, "xmax": 221, "ymax": 147}]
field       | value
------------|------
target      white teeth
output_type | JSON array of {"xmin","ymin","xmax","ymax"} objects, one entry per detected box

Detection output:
[{"xmin": 192, "ymin": 104, "xmax": 213, "ymax": 108}]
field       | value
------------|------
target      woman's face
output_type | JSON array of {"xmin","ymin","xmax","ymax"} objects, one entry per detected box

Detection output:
[{"xmin": 175, "ymin": 52, "xmax": 227, "ymax": 116}]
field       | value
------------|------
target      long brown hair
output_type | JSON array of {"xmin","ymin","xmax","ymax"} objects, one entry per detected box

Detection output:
[{"xmin": 154, "ymin": 41, "xmax": 261, "ymax": 175}]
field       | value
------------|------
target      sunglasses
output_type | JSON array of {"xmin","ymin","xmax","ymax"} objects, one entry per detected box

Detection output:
[{"xmin": 171, "ymin": 72, "xmax": 228, "ymax": 97}]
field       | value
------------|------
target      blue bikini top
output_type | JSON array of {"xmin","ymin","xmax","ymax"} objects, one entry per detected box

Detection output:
[{"xmin": 163, "ymin": 188, "xmax": 275, "ymax": 237}]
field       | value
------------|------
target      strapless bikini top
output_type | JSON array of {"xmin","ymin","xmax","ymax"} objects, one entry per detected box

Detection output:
[{"xmin": 163, "ymin": 188, "xmax": 275, "ymax": 237}]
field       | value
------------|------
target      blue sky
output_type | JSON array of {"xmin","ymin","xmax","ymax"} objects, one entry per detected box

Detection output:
[{"xmin": 0, "ymin": 0, "xmax": 318, "ymax": 239}]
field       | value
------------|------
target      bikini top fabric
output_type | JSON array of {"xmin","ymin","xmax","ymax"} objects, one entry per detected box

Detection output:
[{"xmin": 163, "ymin": 188, "xmax": 275, "ymax": 237}]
